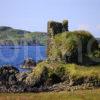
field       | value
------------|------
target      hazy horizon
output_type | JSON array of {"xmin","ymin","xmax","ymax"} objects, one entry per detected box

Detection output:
[{"xmin": 0, "ymin": 0, "xmax": 100, "ymax": 37}]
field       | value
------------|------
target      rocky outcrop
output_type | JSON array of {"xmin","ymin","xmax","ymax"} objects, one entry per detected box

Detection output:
[
  {"xmin": 21, "ymin": 58, "xmax": 36, "ymax": 69},
  {"xmin": 0, "ymin": 65, "xmax": 19, "ymax": 85}
]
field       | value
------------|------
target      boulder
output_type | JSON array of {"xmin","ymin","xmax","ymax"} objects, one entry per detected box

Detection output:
[{"xmin": 21, "ymin": 58, "xmax": 36, "ymax": 68}]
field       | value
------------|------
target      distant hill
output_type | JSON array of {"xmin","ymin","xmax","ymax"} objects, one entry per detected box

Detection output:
[
  {"xmin": 96, "ymin": 38, "xmax": 100, "ymax": 43},
  {"xmin": 0, "ymin": 26, "xmax": 47, "ymax": 45}
]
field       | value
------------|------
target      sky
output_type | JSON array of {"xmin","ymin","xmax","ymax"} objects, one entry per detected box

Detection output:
[{"xmin": 0, "ymin": 0, "xmax": 100, "ymax": 37}]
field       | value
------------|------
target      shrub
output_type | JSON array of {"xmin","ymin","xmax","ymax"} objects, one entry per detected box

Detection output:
[
  {"xmin": 64, "ymin": 64, "xmax": 100, "ymax": 86},
  {"xmin": 25, "ymin": 61, "xmax": 100, "ymax": 87},
  {"xmin": 25, "ymin": 61, "xmax": 66, "ymax": 86},
  {"xmin": 90, "ymin": 50, "xmax": 100, "ymax": 58},
  {"xmin": 25, "ymin": 62, "xmax": 49, "ymax": 87}
]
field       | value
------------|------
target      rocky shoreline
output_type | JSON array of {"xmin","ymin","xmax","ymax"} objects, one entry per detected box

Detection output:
[
  {"xmin": 0, "ymin": 64, "xmax": 100, "ymax": 93},
  {"xmin": 0, "ymin": 83, "xmax": 99, "ymax": 93}
]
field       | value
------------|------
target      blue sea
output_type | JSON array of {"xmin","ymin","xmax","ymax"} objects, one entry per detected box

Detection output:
[{"xmin": 0, "ymin": 46, "xmax": 46, "ymax": 71}]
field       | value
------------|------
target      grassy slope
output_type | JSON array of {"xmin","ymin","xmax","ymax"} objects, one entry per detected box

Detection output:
[
  {"xmin": 0, "ymin": 89, "xmax": 100, "ymax": 100},
  {"xmin": 0, "ymin": 26, "xmax": 47, "ymax": 45},
  {"xmin": 25, "ymin": 61, "xmax": 100, "ymax": 88}
]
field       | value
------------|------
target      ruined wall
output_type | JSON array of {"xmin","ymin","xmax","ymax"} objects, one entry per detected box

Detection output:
[
  {"xmin": 47, "ymin": 20, "xmax": 68, "ymax": 37},
  {"xmin": 47, "ymin": 20, "xmax": 69, "ymax": 59}
]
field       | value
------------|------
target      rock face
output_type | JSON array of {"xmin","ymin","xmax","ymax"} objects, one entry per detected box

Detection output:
[{"xmin": 0, "ymin": 65, "xmax": 19, "ymax": 86}]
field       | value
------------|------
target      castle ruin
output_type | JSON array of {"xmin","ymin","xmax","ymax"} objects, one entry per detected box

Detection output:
[
  {"xmin": 47, "ymin": 20, "xmax": 69, "ymax": 59},
  {"xmin": 47, "ymin": 20, "xmax": 68, "ymax": 37}
]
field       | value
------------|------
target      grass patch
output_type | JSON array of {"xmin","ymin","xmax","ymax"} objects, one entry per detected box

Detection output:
[{"xmin": 0, "ymin": 89, "xmax": 100, "ymax": 100}]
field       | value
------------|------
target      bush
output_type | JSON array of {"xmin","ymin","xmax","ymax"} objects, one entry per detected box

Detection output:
[
  {"xmin": 25, "ymin": 62, "xmax": 49, "ymax": 87},
  {"xmin": 25, "ymin": 61, "xmax": 66, "ymax": 86},
  {"xmin": 89, "ymin": 50, "xmax": 100, "ymax": 58},
  {"xmin": 25, "ymin": 61, "xmax": 100, "ymax": 87},
  {"xmin": 64, "ymin": 64, "xmax": 100, "ymax": 86}
]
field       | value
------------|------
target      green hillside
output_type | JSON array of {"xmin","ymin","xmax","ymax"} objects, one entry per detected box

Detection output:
[{"xmin": 0, "ymin": 26, "xmax": 47, "ymax": 45}]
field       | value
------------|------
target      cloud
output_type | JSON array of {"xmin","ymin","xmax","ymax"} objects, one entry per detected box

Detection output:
[
  {"xmin": 76, "ymin": 24, "xmax": 90, "ymax": 31},
  {"xmin": 96, "ymin": 25, "xmax": 100, "ymax": 30}
]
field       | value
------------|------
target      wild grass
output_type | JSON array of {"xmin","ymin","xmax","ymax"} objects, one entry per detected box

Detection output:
[
  {"xmin": 0, "ymin": 89, "xmax": 100, "ymax": 100},
  {"xmin": 65, "ymin": 64, "xmax": 100, "ymax": 78}
]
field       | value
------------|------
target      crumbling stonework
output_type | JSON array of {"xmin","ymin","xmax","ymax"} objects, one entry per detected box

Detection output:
[
  {"xmin": 47, "ymin": 20, "xmax": 69, "ymax": 57},
  {"xmin": 47, "ymin": 20, "xmax": 68, "ymax": 37}
]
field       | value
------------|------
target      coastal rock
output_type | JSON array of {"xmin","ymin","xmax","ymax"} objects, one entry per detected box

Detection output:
[
  {"xmin": 21, "ymin": 58, "xmax": 36, "ymax": 68},
  {"xmin": 0, "ymin": 65, "xmax": 19, "ymax": 86}
]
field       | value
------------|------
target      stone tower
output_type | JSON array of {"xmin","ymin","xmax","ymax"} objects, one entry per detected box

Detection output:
[
  {"xmin": 47, "ymin": 20, "xmax": 69, "ymax": 59},
  {"xmin": 47, "ymin": 20, "xmax": 68, "ymax": 37}
]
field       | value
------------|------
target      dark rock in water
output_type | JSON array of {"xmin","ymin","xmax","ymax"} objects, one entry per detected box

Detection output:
[
  {"xmin": 0, "ymin": 65, "xmax": 28, "ymax": 93},
  {"xmin": 0, "ymin": 65, "xmax": 19, "ymax": 73},
  {"xmin": 21, "ymin": 58, "xmax": 36, "ymax": 69}
]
